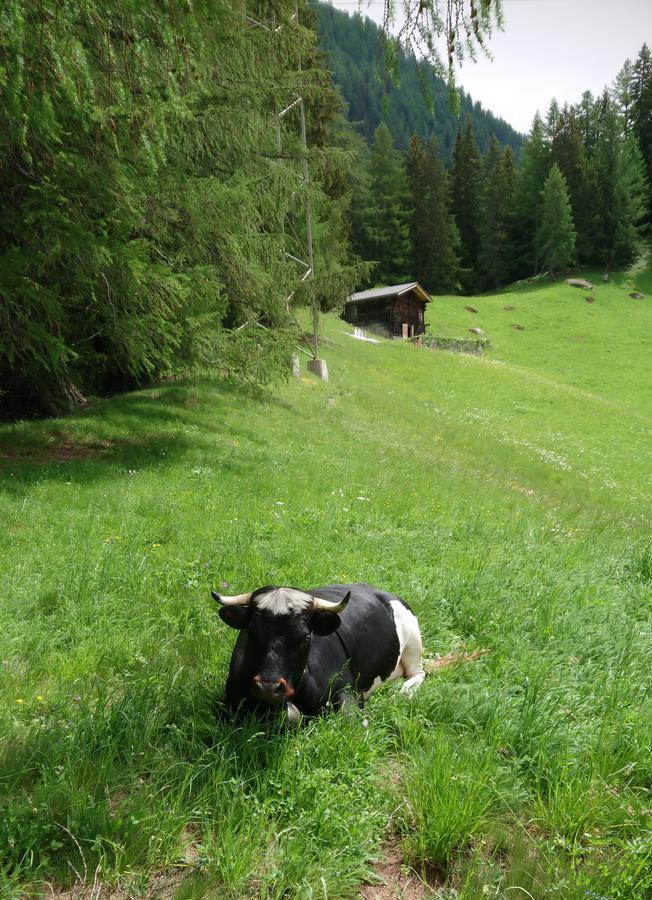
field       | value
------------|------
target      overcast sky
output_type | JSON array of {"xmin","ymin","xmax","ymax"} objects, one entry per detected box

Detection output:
[{"xmin": 328, "ymin": 0, "xmax": 652, "ymax": 133}]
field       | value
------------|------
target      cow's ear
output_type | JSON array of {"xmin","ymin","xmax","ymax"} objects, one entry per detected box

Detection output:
[
  {"xmin": 310, "ymin": 613, "xmax": 341, "ymax": 636},
  {"xmin": 219, "ymin": 606, "xmax": 251, "ymax": 630}
]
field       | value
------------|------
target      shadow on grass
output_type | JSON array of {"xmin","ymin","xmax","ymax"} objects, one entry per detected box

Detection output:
[{"xmin": 0, "ymin": 377, "xmax": 300, "ymax": 497}]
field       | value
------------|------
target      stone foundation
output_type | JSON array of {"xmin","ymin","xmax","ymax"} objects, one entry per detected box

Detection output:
[{"xmin": 414, "ymin": 334, "xmax": 491, "ymax": 356}]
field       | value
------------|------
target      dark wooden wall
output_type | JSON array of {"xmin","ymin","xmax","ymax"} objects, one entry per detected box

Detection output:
[
  {"xmin": 392, "ymin": 295, "xmax": 425, "ymax": 336},
  {"xmin": 344, "ymin": 290, "xmax": 427, "ymax": 338}
]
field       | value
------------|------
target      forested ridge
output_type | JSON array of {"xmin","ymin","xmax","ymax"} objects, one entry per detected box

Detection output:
[
  {"xmin": 314, "ymin": 1, "xmax": 523, "ymax": 160},
  {"xmin": 349, "ymin": 46, "xmax": 652, "ymax": 294}
]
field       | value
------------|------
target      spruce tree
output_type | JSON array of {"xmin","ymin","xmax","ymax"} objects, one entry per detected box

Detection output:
[
  {"xmin": 499, "ymin": 145, "xmax": 517, "ymax": 270},
  {"xmin": 451, "ymin": 118, "xmax": 485, "ymax": 293},
  {"xmin": 612, "ymin": 134, "xmax": 648, "ymax": 266},
  {"xmin": 593, "ymin": 92, "xmax": 623, "ymax": 265},
  {"xmin": 348, "ymin": 140, "xmax": 375, "ymax": 266},
  {"xmin": 594, "ymin": 94, "xmax": 648, "ymax": 268},
  {"xmin": 512, "ymin": 114, "xmax": 551, "ymax": 276},
  {"xmin": 545, "ymin": 98, "xmax": 561, "ymax": 144},
  {"xmin": 613, "ymin": 60, "xmax": 635, "ymax": 136},
  {"xmin": 360, "ymin": 123, "xmax": 412, "ymax": 284},
  {"xmin": 632, "ymin": 44, "xmax": 652, "ymax": 225},
  {"xmin": 0, "ymin": 0, "xmax": 357, "ymax": 416},
  {"xmin": 479, "ymin": 137, "xmax": 515, "ymax": 289},
  {"xmin": 405, "ymin": 135, "xmax": 460, "ymax": 293},
  {"xmin": 536, "ymin": 164, "xmax": 576, "ymax": 276},
  {"xmin": 551, "ymin": 104, "xmax": 596, "ymax": 263},
  {"xmin": 298, "ymin": 8, "xmax": 367, "ymax": 320},
  {"xmin": 578, "ymin": 91, "xmax": 599, "ymax": 150}
]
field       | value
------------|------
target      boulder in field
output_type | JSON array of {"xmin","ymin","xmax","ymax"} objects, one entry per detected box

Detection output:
[{"xmin": 566, "ymin": 278, "xmax": 593, "ymax": 290}]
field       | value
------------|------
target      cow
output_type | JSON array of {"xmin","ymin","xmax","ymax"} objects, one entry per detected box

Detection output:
[{"xmin": 212, "ymin": 582, "xmax": 425, "ymax": 724}]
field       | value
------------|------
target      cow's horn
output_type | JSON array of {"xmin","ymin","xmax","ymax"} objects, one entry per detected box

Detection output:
[
  {"xmin": 211, "ymin": 591, "xmax": 252, "ymax": 606},
  {"xmin": 311, "ymin": 591, "xmax": 351, "ymax": 614}
]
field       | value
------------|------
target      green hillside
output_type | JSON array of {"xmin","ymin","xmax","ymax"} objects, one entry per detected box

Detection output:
[
  {"xmin": 314, "ymin": 2, "xmax": 523, "ymax": 159},
  {"xmin": 1, "ymin": 270, "xmax": 651, "ymax": 896}
]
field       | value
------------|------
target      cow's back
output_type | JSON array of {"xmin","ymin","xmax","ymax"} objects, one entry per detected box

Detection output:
[{"xmin": 307, "ymin": 583, "xmax": 402, "ymax": 699}]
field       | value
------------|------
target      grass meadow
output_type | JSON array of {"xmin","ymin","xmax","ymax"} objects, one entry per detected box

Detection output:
[{"xmin": 1, "ymin": 266, "xmax": 651, "ymax": 897}]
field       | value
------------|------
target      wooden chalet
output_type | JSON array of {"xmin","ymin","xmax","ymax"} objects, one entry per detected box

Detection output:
[{"xmin": 343, "ymin": 282, "xmax": 431, "ymax": 339}]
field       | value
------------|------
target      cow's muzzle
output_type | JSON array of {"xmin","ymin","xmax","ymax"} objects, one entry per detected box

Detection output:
[{"xmin": 251, "ymin": 675, "xmax": 294, "ymax": 705}]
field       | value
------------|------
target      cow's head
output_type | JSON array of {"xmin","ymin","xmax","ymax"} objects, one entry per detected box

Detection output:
[{"xmin": 212, "ymin": 586, "xmax": 350, "ymax": 705}]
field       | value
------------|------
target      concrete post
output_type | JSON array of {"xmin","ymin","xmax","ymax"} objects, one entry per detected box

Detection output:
[{"xmin": 307, "ymin": 358, "xmax": 328, "ymax": 381}]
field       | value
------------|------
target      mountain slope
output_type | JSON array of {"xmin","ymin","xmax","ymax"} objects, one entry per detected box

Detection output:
[{"xmin": 315, "ymin": 2, "xmax": 523, "ymax": 159}]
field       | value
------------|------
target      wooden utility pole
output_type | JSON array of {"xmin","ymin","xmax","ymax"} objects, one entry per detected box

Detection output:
[
  {"xmin": 293, "ymin": 0, "xmax": 318, "ymax": 362},
  {"xmin": 246, "ymin": 4, "xmax": 327, "ymax": 379}
]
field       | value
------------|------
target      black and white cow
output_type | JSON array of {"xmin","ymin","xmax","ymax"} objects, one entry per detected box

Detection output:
[{"xmin": 212, "ymin": 582, "xmax": 425, "ymax": 723}]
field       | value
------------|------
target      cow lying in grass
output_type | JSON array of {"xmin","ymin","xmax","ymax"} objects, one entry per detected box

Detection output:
[{"xmin": 212, "ymin": 582, "xmax": 425, "ymax": 724}]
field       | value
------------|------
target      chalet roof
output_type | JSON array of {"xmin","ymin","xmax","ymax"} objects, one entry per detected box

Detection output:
[{"xmin": 347, "ymin": 282, "xmax": 431, "ymax": 304}]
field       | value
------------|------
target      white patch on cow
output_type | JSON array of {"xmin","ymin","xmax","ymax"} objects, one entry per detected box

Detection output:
[
  {"xmin": 254, "ymin": 587, "xmax": 313, "ymax": 615},
  {"xmin": 389, "ymin": 599, "xmax": 425, "ymax": 694},
  {"xmin": 362, "ymin": 600, "xmax": 425, "ymax": 699},
  {"xmin": 402, "ymin": 670, "xmax": 426, "ymax": 693}
]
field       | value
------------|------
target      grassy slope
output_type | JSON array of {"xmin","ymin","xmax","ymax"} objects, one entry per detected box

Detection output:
[{"xmin": 0, "ymin": 271, "xmax": 651, "ymax": 897}]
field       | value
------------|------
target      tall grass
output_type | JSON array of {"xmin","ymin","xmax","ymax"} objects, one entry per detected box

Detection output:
[
  {"xmin": 399, "ymin": 729, "xmax": 506, "ymax": 872},
  {"xmin": 1, "ymin": 270, "xmax": 651, "ymax": 896}
]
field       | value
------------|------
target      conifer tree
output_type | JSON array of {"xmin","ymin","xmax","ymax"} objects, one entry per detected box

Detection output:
[
  {"xmin": 380, "ymin": 0, "xmax": 503, "ymax": 78},
  {"xmin": 613, "ymin": 60, "xmax": 635, "ymax": 135},
  {"xmin": 479, "ymin": 137, "xmax": 515, "ymax": 289},
  {"xmin": 578, "ymin": 91, "xmax": 599, "ymax": 151},
  {"xmin": 0, "ymin": 1, "xmax": 359, "ymax": 416},
  {"xmin": 359, "ymin": 123, "xmax": 412, "ymax": 284},
  {"xmin": 545, "ymin": 98, "xmax": 561, "ymax": 144},
  {"xmin": 348, "ymin": 140, "xmax": 375, "ymax": 266},
  {"xmin": 551, "ymin": 104, "xmax": 596, "ymax": 263},
  {"xmin": 593, "ymin": 92, "xmax": 622, "ymax": 265},
  {"xmin": 451, "ymin": 118, "xmax": 485, "ymax": 292},
  {"xmin": 612, "ymin": 134, "xmax": 648, "ymax": 265},
  {"xmin": 536, "ymin": 164, "xmax": 576, "ymax": 276},
  {"xmin": 632, "ymin": 44, "xmax": 652, "ymax": 224},
  {"xmin": 512, "ymin": 114, "xmax": 551, "ymax": 276},
  {"xmin": 405, "ymin": 135, "xmax": 460, "ymax": 293},
  {"xmin": 297, "ymin": 8, "xmax": 366, "ymax": 320},
  {"xmin": 594, "ymin": 93, "xmax": 648, "ymax": 267}
]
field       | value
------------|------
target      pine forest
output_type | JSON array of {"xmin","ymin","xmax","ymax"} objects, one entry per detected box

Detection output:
[{"xmin": 336, "ymin": 25, "xmax": 652, "ymax": 294}]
